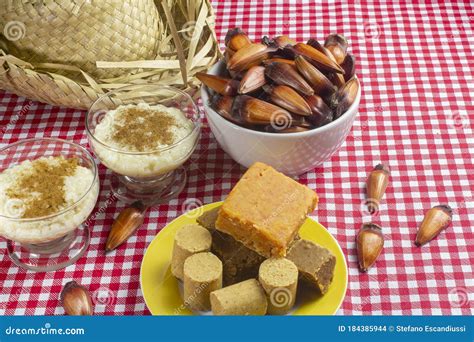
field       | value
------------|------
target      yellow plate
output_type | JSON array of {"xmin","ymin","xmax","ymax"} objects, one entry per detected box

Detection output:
[{"xmin": 140, "ymin": 202, "xmax": 348, "ymax": 315}]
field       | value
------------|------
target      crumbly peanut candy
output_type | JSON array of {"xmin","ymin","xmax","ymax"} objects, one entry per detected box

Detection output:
[
  {"xmin": 286, "ymin": 239, "xmax": 336, "ymax": 294},
  {"xmin": 215, "ymin": 162, "xmax": 318, "ymax": 258},
  {"xmin": 258, "ymin": 258, "xmax": 298, "ymax": 315},
  {"xmin": 210, "ymin": 279, "xmax": 267, "ymax": 315},
  {"xmin": 183, "ymin": 252, "xmax": 222, "ymax": 311},
  {"xmin": 171, "ymin": 224, "xmax": 212, "ymax": 280}
]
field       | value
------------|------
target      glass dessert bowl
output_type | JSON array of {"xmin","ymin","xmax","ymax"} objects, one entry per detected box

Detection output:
[
  {"xmin": 86, "ymin": 85, "xmax": 201, "ymax": 204},
  {"xmin": 0, "ymin": 138, "xmax": 99, "ymax": 272}
]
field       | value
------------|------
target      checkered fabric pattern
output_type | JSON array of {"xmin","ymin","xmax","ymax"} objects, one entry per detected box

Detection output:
[{"xmin": 0, "ymin": 0, "xmax": 473, "ymax": 315}]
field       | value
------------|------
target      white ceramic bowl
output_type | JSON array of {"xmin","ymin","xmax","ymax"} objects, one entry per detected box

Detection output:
[{"xmin": 201, "ymin": 60, "xmax": 362, "ymax": 176}]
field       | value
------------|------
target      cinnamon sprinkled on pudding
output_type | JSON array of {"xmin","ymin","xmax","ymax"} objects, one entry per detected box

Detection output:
[
  {"xmin": 5, "ymin": 157, "xmax": 78, "ymax": 218},
  {"xmin": 111, "ymin": 107, "xmax": 183, "ymax": 152},
  {"xmin": 91, "ymin": 103, "xmax": 196, "ymax": 178},
  {"xmin": 0, "ymin": 155, "xmax": 99, "ymax": 244}
]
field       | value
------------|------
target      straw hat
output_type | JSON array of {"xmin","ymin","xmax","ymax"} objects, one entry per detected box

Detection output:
[{"xmin": 0, "ymin": 0, "xmax": 221, "ymax": 109}]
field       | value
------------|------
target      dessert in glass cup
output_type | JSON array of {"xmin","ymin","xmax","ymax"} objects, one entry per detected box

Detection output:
[
  {"xmin": 0, "ymin": 138, "xmax": 99, "ymax": 272},
  {"xmin": 86, "ymin": 85, "xmax": 201, "ymax": 204}
]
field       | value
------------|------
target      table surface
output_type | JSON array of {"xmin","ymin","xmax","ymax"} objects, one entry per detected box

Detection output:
[{"xmin": 0, "ymin": 0, "xmax": 473, "ymax": 315}]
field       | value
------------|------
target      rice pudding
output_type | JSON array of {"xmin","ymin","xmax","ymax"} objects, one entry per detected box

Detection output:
[
  {"xmin": 92, "ymin": 103, "xmax": 196, "ymax": 178},
  {"xmin": 0, "ymin": 156, "xmax": 99, "ymax": 244}
]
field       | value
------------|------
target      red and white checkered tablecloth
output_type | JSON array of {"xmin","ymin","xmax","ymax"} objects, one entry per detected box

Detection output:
[{"xmin": 0, "ymin": 0, "xmax": 473, "ymax": 315}]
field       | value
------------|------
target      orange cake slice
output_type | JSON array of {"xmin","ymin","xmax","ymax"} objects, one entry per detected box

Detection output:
[{"xmin": 215, "ymin": 162, "xmax": 318, "ymax": 257}]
